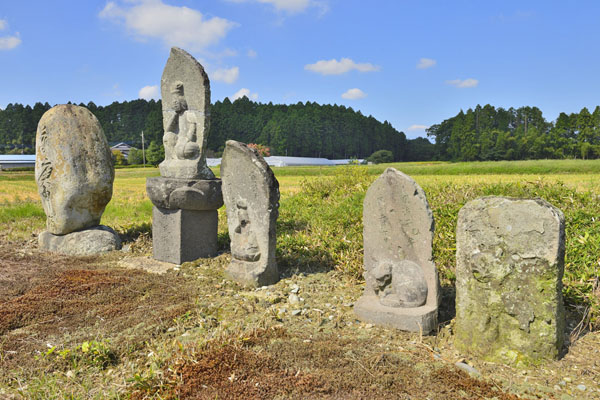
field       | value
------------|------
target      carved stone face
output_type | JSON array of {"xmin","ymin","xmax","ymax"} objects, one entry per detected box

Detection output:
[
  {"xmin": 171, "ymin": 81, "xmax": 188, "ymax": 113},
  {"xmin": 172, "ymin": 96, "xmax": 188, "ymax": 113}
]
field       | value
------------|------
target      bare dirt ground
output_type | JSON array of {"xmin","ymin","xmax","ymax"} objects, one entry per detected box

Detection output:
[{"xmin": 1, "ymin": 236, "xmax": 599, "ymax": 399}]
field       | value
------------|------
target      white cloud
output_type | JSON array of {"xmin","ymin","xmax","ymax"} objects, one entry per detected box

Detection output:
[
  {"xmin": 227, "ymin": 0, "xmax": 326, "ymax": 15},
  {"xmin": 341, "ymin": 88, "xmax": 366, "ymax": 100},
  {"xmin": 305, "ymin": 58, "xmax": 380, "ymax": 75},
  {"xmin": 247, "ymin": 49, "xmax": 257, "ymax": 58},
  {"xmin": 230, "ymin": 88, "xmax": 258, "ymax": 101},
  {"xmin": 99, "ymin": 0, "xmax": 237, "ymax": 52},
  {"xmin": 260, "ymin": 0, "xmax": 310, "ymax": 13},
  {"xmin": 212, "ymin": 67, "xmax": 239, "ymax": 84},
  {"xmin": 417, "ymin": 58, "xmax": 436, "ymax": 69},
  {"xmin": 0, "ymin": 35, "xmax": 21, "ymax": 50},
  {"xmin": 139, "ymin": 85, "xmax": 159, "ymax": 100},
  {"xmin": 446, "ymin": 78, "xmax": 479, "ymax": 88},
  {"xmin": 0, "ymin": 19, "xmax": 21, "ymax": 50},
  {"xmin": 407, "ymin": 124, "xmax": 429, "ymax": 131}
]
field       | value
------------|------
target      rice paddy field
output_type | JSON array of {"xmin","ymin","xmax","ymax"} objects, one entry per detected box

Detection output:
[{"xmin": 1, "ymin": 159, "xmax": 599, "ymax": 399}]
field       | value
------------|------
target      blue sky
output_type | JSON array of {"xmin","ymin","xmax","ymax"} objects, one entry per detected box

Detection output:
[{"xmin": 1, "ymin": 1, "xmax": 600, "ymax": 139}]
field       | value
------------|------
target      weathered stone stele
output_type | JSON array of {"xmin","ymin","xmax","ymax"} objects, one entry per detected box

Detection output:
[
  {"xmin": 35, "ymin": 104, "xmax": 120, "ymax": 255},
  {"xmin": 36, "ymin": 104, "xmax": 114, "ymax": 234},
  {"xmin": 354, "ymin": 168, "xmax": 439, "ymax": 333},
  {"xmin": 221, "ymin": 140, "xmax": 280, "ymax": 286},
  {"xmin": 147, "ymin": 47, "xmax": 223, "ymax": 264},
  {"xmin": 160, "ymin": 47, "xmax": 214, "ymax": 180},
  {"xmin": 455, "ymin": 196, "xmax": 565, "ymax": 365}
]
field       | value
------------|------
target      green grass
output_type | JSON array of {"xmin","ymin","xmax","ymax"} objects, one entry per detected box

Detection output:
[
  {"xmin": 385, "ymin": 159, "xmax": 600, "ymax": 175},
  {"xmin": 1, "ymin": 159, "xmax": 600, "ymax": 328},
  {"xmin": 237, "ymin": 158, "xmax": 600, "ymax": 177}
]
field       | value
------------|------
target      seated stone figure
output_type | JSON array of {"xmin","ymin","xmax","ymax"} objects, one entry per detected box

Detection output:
[
  {"xmin": 369, "ymin": 260, "xmax": 428, "ymax": 308},
  {"xmin": 163, "ymin": 81, "xmax": 200, "ymax": 161},
  {"xmin": 231, "ymin": 199, "xmax": 261, "ymax": 262}
]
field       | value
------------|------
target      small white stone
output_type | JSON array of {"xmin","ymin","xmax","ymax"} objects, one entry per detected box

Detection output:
[{"xmin": 288, "ymin": 294, "xmax": 300, "ymax": 304}]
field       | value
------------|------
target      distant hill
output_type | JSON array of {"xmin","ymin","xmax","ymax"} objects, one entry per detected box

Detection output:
[{"xmin": 0, "ymin": 98, "xmax": 430, "ymax": 161}]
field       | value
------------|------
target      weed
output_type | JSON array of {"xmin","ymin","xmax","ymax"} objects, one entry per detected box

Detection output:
[{"xmin": 41, "ymin": 340, "xmax": 116, "ymax": 370}]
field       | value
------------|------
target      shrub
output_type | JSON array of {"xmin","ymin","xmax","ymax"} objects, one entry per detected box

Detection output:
[{"xmin": 367, "ymin": 149, "xmax": 393, "ymax": 164}]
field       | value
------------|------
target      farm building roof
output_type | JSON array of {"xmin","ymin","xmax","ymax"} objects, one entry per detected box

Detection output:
[
  {"xmin": 206, "ymin": 156, "xmax": 360, "ymax": 167},
  {"xmin": 0, "ymin": 155, "xmax": 36, "ymax": 163}
]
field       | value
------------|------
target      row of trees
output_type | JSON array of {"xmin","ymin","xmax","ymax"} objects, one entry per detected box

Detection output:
[
  {"xmin": 10, "ymin": 99, "xmax": 600, "ymax": 162},
  {"xmin": 427, "ymin": 104, "xmax": 600, "ymax": 161},
  {"xmin": 0, "ymin": 98, "xmax": 416, "ymax": 161},
  {"xmin": 208, "ymin": 97, "xmax": 408, "ymax": 160}
]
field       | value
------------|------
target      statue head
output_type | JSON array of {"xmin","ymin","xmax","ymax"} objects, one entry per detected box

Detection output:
[{"xmin": 171, "ymin": 81, "xmax": 188, "ymax": 113}]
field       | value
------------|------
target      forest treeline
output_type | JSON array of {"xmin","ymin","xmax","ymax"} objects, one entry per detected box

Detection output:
[
  {"xmin": 3, "ymin": 98, "xmax": 600, "ymax": 161},
  {"xmin": 427, "ymin": 104, "xmax": 600, "ymax": 160},
  {"xmin": 0, "ymin": 97, "xmax": 426, "ymax": 161}
]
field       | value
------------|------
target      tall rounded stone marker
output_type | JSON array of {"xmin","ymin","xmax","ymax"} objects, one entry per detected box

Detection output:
[
  {"xmin": 221, "ymin": 140, "xmax": 280, "ymax": 287},
  {"xmin": 354, "ymin": 168, "xmax": 439, "ymax": 333},
  {"xmin": 455, "ymin": 196, "xmax": 566, "ymax": 364},
  {"xmin": 159, "ymin": 47, "xmax": 214, "ymax": 180},
  {"xmin": 146, "ymin": 47, "xmax": 223, "ymax": 264},
  {"xmin": 35, "ymin": 104, "xmax": 120, "ymax": 255}
]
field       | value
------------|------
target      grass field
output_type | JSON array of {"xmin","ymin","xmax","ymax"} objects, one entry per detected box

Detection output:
[{"xmin": 1, "ymin": 159, "xmax": 600, "ymax": 399}]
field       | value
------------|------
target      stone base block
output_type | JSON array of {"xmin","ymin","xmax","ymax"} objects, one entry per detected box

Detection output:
[
  {"xmin": 146, "ymin": 177, "xmax": 223, "ymax": 211},
  {"xmin": 225, "ymin": 258, "xmax": 279, "ymax": 287},
  {"xmin": 39, "ymin": 225, "xmax": 121, "ymax": 256},
  {"xmin": 354, "ymin": 294, "xmax": 438, "ymax": 334},
  {"xmin": 152, "ymin": 206, "xmax": 217, "ymax": 264}
]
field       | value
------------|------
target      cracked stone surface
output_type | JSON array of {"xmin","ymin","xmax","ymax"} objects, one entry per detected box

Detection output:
[{"xmin": 455, "ymin": 196, "xmax": 566, "ymax": 365}]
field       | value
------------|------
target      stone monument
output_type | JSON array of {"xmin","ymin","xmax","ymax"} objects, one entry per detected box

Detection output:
[
  {"xmin": 146, "ymin": 47, "xmax": 223, "ymax": 264},
  {"xmin": 221, "ymin": 140, "xmax": 280, "ymax": 286},
  {"xmin": 455, "ymin": 196, "xmax": 565, "ymax": 364},
  {"xmin": 354, "ymin": 168, "xmax": 439, "ymax": 333},
  {"xmin": 35, "ymin": 104, "xmax": 121, "ymax": 255}
]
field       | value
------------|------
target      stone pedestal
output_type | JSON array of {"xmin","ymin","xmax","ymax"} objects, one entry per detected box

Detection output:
[
  {"xmin": 152, "ymin": 207, "xmax": 217, "ymax": 264},
  {"xmin": 39, "ymin": 225, "xmax": 121, "ymax": 256},
  {"xmin": 147, "ymin": 177, "xmax": 223, "ymax": 264},
  {"xmin": 354, "ymin": 297, "xmax": 438, "ymax": 332}
]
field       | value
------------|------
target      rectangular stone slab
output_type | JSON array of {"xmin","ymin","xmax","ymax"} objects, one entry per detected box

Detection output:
[
  {"xmin": 355, "ymin": 295, "xmax": 438, "ymax": 333},
  {"xmin": 455, "ymin": 196, "xmax": 565, "ymax": 365},
  {"xmin": 152, "ymin": 206, "xmax": 217, "ymax": 264}
]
